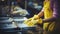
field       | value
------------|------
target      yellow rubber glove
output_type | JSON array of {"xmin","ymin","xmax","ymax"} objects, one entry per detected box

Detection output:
[
  {"xmin": 24, "ymin": 18, "xmax": 42, "ymax": 27},
  {"xmin": 24, "ymin": 18, "xmax": 32, "ymax": 24},
  {"xmin": 26, "ymin": 20, "xmax": 37, "ymax": 27},
  {"xmin": 36, "ymin": 18, "xmax": 43, "ymax": 24},
  {"xmin": 24, "ymin": 15, "xmax": 43, "ymax": 27},
  {"xmin": 24, "ymin": 18, "xmax": 37, "ymax": 27},
  {"xmin": 32, "ymin": 15, "xmax": 40, "ymax": 20}
]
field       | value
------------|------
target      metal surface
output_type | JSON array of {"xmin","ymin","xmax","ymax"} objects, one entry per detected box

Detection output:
[
  {"xmin": 0, "ymin": 17, "xmax": 28, "ymax": 29},
  {"xmin": 0, "ymin": 17, "xmax": 43, "ymax": 34}
]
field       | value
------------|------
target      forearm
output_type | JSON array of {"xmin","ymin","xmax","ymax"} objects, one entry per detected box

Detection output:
[
  {"xmin": 38, "ymin": 11, "xmax": 44, "ymax": 18},
  {"xmin": 42, "ymin": 16, "xmax": 57, "ymax": 23},
  {"xmin": 38, "ymin": 8, "xmax": 44, "ymax": 17}
]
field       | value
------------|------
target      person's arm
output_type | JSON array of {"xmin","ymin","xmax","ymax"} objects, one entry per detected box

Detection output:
[
  {"xmin": 32, "ymin": 7, "xmax": 44, "ymax": 19},
  {"xmin": 42, "ymin": 17, "xmax": 56, "ymax": 23},
  {"xmin": 37, "ymin": 7, "xmax": 44, "ymax": 17}
]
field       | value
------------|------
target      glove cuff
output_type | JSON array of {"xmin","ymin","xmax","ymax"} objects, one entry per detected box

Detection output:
[{"xmin": 33, "ymin": 15, "xmax": 40, "ymax": 19}]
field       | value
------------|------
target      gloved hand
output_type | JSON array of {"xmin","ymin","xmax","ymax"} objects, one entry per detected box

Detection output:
[
  {"xmin": 24, "ymin": 18, "xmax": 37, "ymax": 27},
  {"xmin": 24, "ymin": 17, "xmax": 43, "ymax": 27},
  {"xmin": 24, "ymin": 15, "xmax": 39, "ymax": 22},
  {"xmin": 36, "ymin": 18, "xmax": 43, "ymax": 24},
  {"xmin": 25, "ymin": 20, "xmax": 37, "ymax": 26},
  {"xmin": 24, "ymin": 18, "xmax": 32, "ymax": 24}
]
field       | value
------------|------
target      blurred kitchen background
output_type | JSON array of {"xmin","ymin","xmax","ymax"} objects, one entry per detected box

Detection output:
[{"xmin": 0, "ymin": 0, "xmax": 44, "ymax": 34}]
